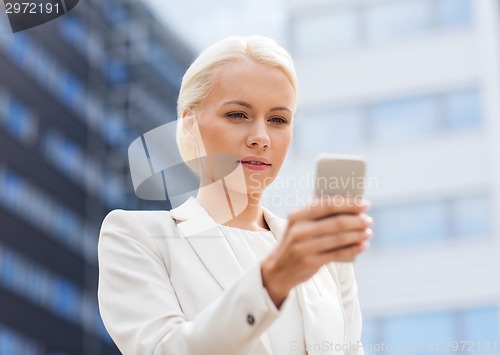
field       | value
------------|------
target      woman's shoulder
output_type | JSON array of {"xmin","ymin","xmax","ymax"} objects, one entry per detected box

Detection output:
[
  {"xmin": 103, "ymin": 208, "xmax": 172, "ymax": 222},
  {"xmin": 100, "ymin": 209, "xmax": 177, "ymax": 236}
]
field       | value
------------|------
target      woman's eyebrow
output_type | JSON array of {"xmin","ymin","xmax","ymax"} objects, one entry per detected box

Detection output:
[
  {"xmin": 270, "ymin": 106, "xmax": 292, "ymax": 113},
  {"xmin": 222, "ymin": 100, "xmax": 253, "ymax": 108},
  {"xmin": 222, "ymin": 100, "xmax": 291, "ymax": 113}
]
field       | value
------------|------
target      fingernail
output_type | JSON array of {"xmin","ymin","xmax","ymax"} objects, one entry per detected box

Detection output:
[
  {"xmin": 364, "ymin": 215, "xmax": 373, "ymax": 225},
  {"xmin": 365, "ymin": 228, "xmax": 373, "ymax": 239},
  {"xmin": 360, "ymin": 199, "xmax": 370, "ymax": 210}
]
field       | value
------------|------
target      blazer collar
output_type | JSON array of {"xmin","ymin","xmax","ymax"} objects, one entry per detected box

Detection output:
[{"xmin": 170, "ymin": 196, "xmax": 288, "ymax": 241}]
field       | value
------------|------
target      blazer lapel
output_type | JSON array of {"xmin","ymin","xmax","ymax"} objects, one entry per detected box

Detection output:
[{"xmin": 170, "ymin": 196, "xmax": 245, "ymax": 291}]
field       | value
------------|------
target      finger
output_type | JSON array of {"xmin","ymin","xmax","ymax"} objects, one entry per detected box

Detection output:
[
  {"xmin": 291, "ymin": 214, "xmax": 373, "ymax": 241},
  {"xmin": 298, "ymin": 229, "xmax": 372, "ymax": 255},
  {"xmin": 312, "ymin": 240, "xmax": 370, "ymax": 265},
  {"xmin": 288, "ymin": 196, "xmax": 370, "ymax": 224}
]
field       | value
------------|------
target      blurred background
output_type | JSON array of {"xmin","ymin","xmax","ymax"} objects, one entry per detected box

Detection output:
[{"xmin": 0, "ymin": 0, "xmax": 498, "ymax": 354}]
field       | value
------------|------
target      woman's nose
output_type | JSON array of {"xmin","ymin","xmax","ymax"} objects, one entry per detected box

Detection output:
[{"xmin": 246, "ymin": 121, "xmax": 270, "ymax": 149}]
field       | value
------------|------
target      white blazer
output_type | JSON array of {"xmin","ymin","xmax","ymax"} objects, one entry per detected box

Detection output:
[{"xmin": 98, "ymin": 197, "xmax": 364, "ymax": 355}]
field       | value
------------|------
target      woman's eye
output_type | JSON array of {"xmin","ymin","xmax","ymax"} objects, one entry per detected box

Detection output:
[
  {"xmin": 226, "ymin": 112, "xmax": 248, "ymax": 119},
  {"xmin": 269, "ymin": 116, "xmax": 288, "ymax": 124}
]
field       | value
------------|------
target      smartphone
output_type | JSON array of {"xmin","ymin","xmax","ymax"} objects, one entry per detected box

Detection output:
[{"xmin": 315, "ymin": 154, "xmax": 366, "ymax": 198}]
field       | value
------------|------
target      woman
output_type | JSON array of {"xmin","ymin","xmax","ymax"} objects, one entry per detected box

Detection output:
[{"xmin": 98, "ymin": 35, "xmax": 372, "ymax": 355}]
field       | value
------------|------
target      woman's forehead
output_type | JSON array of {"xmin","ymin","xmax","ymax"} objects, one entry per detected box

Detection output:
[{"xmin": 208, "ymin": 59, "xmax": 296, "ymax": 107}]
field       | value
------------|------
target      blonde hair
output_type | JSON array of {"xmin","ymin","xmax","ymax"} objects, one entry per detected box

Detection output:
[{"xmin": 175, "ymin": 35, "xmax": 298, "ymax": 166}]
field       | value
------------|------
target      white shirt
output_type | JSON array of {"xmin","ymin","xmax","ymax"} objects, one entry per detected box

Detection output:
[{"xmin": 219, "ymin": 224, "xmax": 307, "ymax": 355}]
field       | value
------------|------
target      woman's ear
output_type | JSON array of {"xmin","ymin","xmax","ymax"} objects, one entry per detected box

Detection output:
[
  {"xmin": 181, "ymin": 108, "xmax": 206, "ymax": 158},
  {"xmin": 181, "ymin": 108, "xmax": 197, "ymax": 143}
]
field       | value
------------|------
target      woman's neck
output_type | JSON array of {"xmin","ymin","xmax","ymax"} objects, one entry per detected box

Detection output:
[{"xmin": 196, "ymin": 179, "xmax": 269, "ymax": 231}]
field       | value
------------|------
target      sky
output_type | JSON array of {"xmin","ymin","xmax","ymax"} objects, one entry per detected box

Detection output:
[{"xmin": 141, "ymin": 0, "xmax": 288, "ymax": 53}]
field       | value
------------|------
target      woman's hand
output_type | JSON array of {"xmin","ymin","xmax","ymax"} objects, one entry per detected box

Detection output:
[{"xmin": 261, "ymin": 196, "xmax": 372, "ymax": 308}]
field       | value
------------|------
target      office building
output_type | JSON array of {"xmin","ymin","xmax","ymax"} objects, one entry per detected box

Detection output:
[
  {"xmin": 0, "ymin": 0, "xmax": 191, "ymax": 353},
  {"xmin": 266, "ymin": 0, "xmax": 500, "ymax": 350}
]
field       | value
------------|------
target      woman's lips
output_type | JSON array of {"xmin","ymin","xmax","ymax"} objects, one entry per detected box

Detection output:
[{"xmin": 239, "ymin": 160, "xmax": 271, "ymax": 171}]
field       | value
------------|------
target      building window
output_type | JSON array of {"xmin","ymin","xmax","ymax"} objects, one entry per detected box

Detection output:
[
  {"xmin": 101, "ymin": 111, "xmax": 128, "ymax": 147},
  {"xmin": 362, "ymin": 319, "xmax": 381, "ymax": 351},
  {"xmin": 0, "ymin": 166, "xmax": 84, "ymax": 253},
  {"xmin": 7, "ymin": 32, "xmax": 31, "ymax": 64},
  {"xmin": 369, "ymin": 96, "xmax": 438, "ymax": 144},
  {"xmin": 383, "ymin": 311, "xmax": 454, "ymax": 349},
  {"xmin": 106, "ymin": 58, "xmax": 128, "ymax": 84},
  {"xmin": 450, "ymin": 195, "xmax": 492, "ymax": 239},
  {"xmin": 297, "ymin": 108, "xmax": 363, "ymax": 156},
  {"xmin": 102, "ymin": 173, "xmax": 126, "ymax": 207},
  {"xmin": 372, "ymin": 200, "xmax": 447, "ymax": 247},
  {"xmin": 57, "ymin": 71, "xmax": 85, "ymax": 111},
  {"xmin": 51, "ymin": 279, "xmax": 82, "ymax": 322},
  {"xmin": 300, "ymin": 87, "xmax": 481, "ymax": 152},
  {"xmin": 57, "ymin": 15, "xmax": 106, "ymax": 68},
  {"xmin": 101, "ymin": 1, "xmax": 129, "ymax": 26},
  {"xmin": 443, "ymin": 88, "xmax": 481, "ymax": 130},
  {"xmin": 1, "ymin": 96, "xmax": 38, "ymax": 145},
  {"xmin": 292, "ymin": 0, "xmax": 473, "ymax": 56},
  {"xmin": 0, "ymin": 323, "xmax": 41, "ymax": 355},
  {"xmin": 42, "ymin": 130, "xmax": 85, "ymax": 182},
  {"xmin": 293, "ymin": 10, "xmax": 360, "ymax": 55},
  {"xmin": 372, "ymin": 194, "xmax": 492, "ymax": 248},
  {"xmin": 366, "ymin": 0, "xmax": 432, "ymax": 43},
  {"xmin": 366, "ymin": 307, "xmax": 499, "ymax": 352},
  {"xmin": 461, "ymin": 306, "xmax": 499, "ymax": 342},
  {"xmin": 58, "ymin": 15, "xmax": 88, "ymax": 49},
  {"xmin": 368, "ymin": 88, "xmax": 481, "ymax": 144},
  {"xmin": 148, "ymin": 41, "xmax": 184, "ymax": 87},
  {"xmin": 0, "ymin": 88, "xmax": 39, "ymax": 146},
  {"xmin": 0, "ymin": 242, "xmax": 83, "ymax": 324},
  {"xmin": 437, "ymin": 0, "xmax": 472, "ymax": 28}
]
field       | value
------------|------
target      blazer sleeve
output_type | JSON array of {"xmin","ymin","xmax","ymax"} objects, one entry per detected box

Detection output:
[
  {"xmin": 97, "ymin": 210, "xmax": 281, "ymax": 355},
  {"xmin": 328, "ymin": 262, "xmax": 365, "ymax": 355}
]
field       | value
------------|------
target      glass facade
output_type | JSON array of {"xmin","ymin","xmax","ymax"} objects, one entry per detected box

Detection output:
[
  {"xmin": 0, "ymin": 166, "xmax": 83, "ymax": 253},
  {"xmin": 0, "ymin": 242, "xmax": 82, "ymax": 323},
  {"xmin": 371, "ymin": 195, "xmax": 492, "ymax": 248},
  {"xmin": 0, "ymin": 93, "xmax": 38, "ymax": 146},
  {"xmin": 291, "ymin": 0, "xmax": 499, "ymax": 353},
  {"xmin": 0, "ymin": 0, "xmax": 192, "ymax": 352},
  {"xmin": 0, "ymin": 30, "xmax": 135, "ymax": 149},
  {"xmin": 363, "ymin": 306, "xmax": 499, "ymax": 355},
  {"xmin": 299, "ymin": 88, "xmax": 482, "ymax": 154},
  {"xmin": 292, "ymin": 0, "xmax": 473, "ymax": 55},
  {"xmin": 0, "ymin": 324, "xmax": 41, "ymax": 355}
]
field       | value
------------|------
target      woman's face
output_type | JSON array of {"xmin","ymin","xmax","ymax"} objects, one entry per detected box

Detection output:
[{"xmin": 193, "ymin": 57, "xmax": 295, "ymax": 194}]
